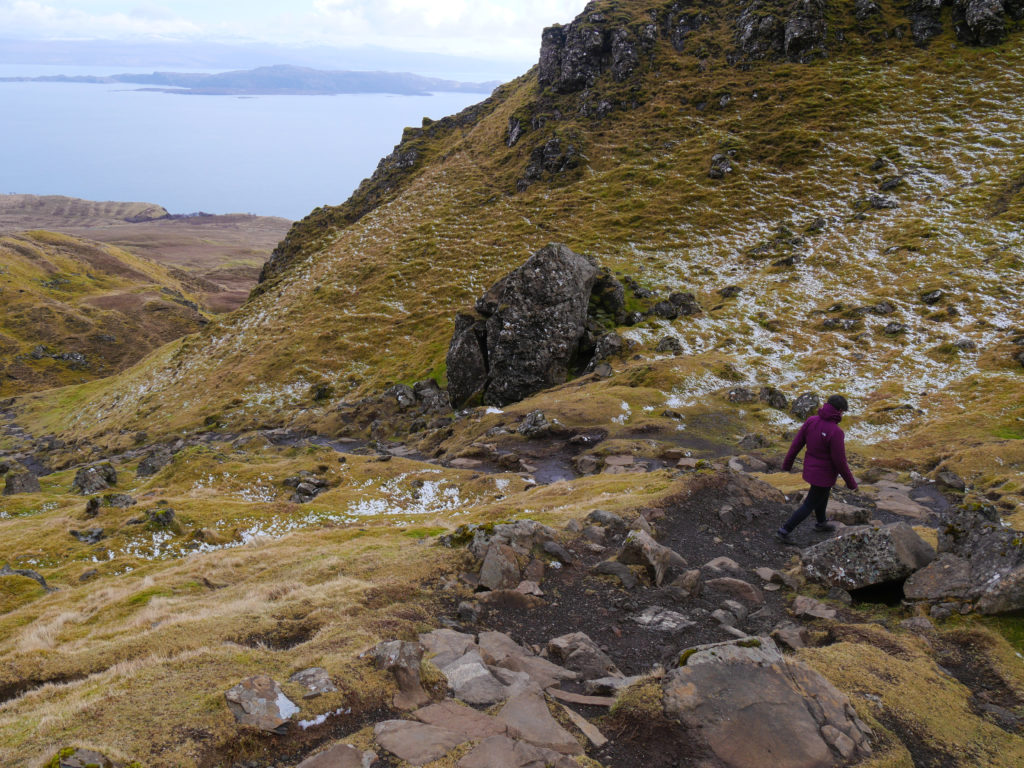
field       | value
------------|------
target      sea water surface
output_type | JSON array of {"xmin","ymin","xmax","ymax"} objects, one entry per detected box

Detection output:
[{"xmin": 0, "ymin": 66, "xmax": 490, "ymax": 220}]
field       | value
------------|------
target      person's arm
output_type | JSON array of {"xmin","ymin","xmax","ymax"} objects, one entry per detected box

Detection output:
[
  {"xmin": 782, "ymin": 421, "xmax": 808, "ymax": 471},
  {"xmin": 831, "ymin": 429, "xmax": 858, "ymax": 489}
]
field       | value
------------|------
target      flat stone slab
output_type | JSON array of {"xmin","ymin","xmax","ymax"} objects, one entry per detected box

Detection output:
[
  {"xmin": 479, "ymin": 630, "xmax": 531, "ymax": 664},
  {"xmin": 443, "ymin": 651, "xmax": 513, "ymax": 705},
  {"xmin": 496, "ymin": 654, "xmax": 577, "ymax": 690},
  {"xmin": 632, "ymin": 605, "xmax": 695, "ymax": 631},
  {"xmin": 374, "ymin": 720, "xmax": 466, "ymax": 766},
  {"xmin": 499, "ymin": 688, "xmax": 583, "ymax": 755},
  {"xmin": 413, "ymin": 699, "xmax": 507, "ymax": 741},
  {"xmin": 459, "ymin": 735, "xmax": 581, "ymax": 768},
  {"xmin": 420, "ymin": 628, "xmax": 477, "ymax": 668},
  {"xmin": 296, "ymin": 743, "xmax": 377, "ymax": 768},
  {"xmin": 224, "ymin": 675, "xmax": 298, "ymax": 733}
]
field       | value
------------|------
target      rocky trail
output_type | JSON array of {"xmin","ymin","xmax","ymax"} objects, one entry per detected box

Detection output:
[{"xmin": 49, "ymin": 458, "xmax": 1024, "ymax": 768}]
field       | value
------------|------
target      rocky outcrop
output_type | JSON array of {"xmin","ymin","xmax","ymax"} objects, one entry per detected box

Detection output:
[
  {"xmin": 904, "ymin": 503, "xmax": 1024, "ymax": 614},
  {"xmin": 785, "ymin": 0, "xmax": 829, "ymax": 61},
  {"xmin": 447, "ymin": 244, "xmax": 625, "ymax": 408},
  {"xmin": 2, "ymin": 467, "xmax": 40, "ymax": 495},
  {"xmin": 136, "ymin": 445, "xmax": 174, "ymax": 478},
  {"xmin": 663, "ymin": 637, "xmax": 873, "ymax": 767},
  {"xmin": 538, "ymin": 8, "xmax": 655, "ymax": 93},
  {"xmin": 801, "ymin": 523, "xmax": 936, "ymax": 590},
  {"xmin": 71, "ymin": 462, "xmax": 117, "ymax": 494},
  {"xmin": 954, "ymin": 0, "xmax": 1009, "ymax": 45}
]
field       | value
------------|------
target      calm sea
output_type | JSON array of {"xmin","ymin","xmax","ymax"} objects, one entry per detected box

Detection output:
[{"xmin": 0, "ymin": 65, "xmax": 491, "ymax": 220}]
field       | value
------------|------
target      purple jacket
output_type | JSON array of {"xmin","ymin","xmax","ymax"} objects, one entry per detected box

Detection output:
[{"xmin": 782, "ymin": 403, "xmax": 858, "ymax": 489}]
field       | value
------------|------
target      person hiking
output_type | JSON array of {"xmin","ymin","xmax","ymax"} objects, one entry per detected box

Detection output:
[{"xmin": 776, "ymin": 394, "xmax": 858, "ymax": 541}]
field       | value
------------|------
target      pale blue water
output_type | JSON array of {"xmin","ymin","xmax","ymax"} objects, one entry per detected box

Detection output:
[{"xmin": 0, "ymin": 67, "xmax": 489, "ymax": 220}]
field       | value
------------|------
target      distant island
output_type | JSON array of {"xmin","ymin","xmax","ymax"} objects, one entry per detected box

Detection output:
[{"xmin": 0, "ymin": 64, "xmax": 500, "ymax": 96}]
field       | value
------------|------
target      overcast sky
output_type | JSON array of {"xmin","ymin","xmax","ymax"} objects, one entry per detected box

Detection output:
[{"xmin": 0, "ymin": 1, "xmax": 588, "ymax": 64}]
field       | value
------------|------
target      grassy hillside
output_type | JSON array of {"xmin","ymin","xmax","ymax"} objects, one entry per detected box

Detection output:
[
  {"xmin": 1, "ymin": 3, "xmax": 1023, "ymax": 764},
  {"xmin": 0, "ymin": 231, "xmax": 208, "ymax": 396},
  {"xmin": 14, "ymin": 0, "xmax": 1022, "ymax": 500},
  {"xmin": 0, "ymin": 195, "xmax": 292, "ymax": 313}
]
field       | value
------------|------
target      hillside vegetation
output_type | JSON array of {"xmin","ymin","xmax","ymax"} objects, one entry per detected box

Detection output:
[
  {"xmin": 0, "ymin": 195, "xmax": 293, "ymax": 313},
  {"xmin": 1, "ymin": 1, "xmax": 1023, "ymax": 766},
  {"xmin": 0, "ymin": 231, "xmax": 208, "ymax": 397},
  {"xmin": 16, "ymin": 0, "xmax": 1023, "ymax": 502}
]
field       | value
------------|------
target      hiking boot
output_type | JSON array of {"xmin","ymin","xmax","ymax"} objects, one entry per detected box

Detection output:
[
  {"xmin": 814, "ymin": 520, "xmax": 838, "ymax": 532},
  {"xmin": 775, "ymin": 527, "xmax": 792, "ymax": 542}
]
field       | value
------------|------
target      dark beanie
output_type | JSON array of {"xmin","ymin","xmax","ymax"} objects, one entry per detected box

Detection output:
[{"xmin": 827, "ymin": 394, "xmax": 849, "ymax": 412}]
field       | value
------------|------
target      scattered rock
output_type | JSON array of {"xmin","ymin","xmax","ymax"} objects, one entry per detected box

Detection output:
[
  {"xmin": 480, "ymin": 544, "xmax": 523, "ymax": 591},
  {"xmin": 50, "ymin": 749, "xmax": 114, "ymax": 768},
  {"xmin": 709, "ymin": 153, "xmax": 734, "ymax": 178},
  {"xmin": 632, "ymin": 605, "xmax": 695, "ymax": 631},
  {"xmin": 618, "ymin": 529, "xmax": 688, "ymax": 586},
  {"xmin": 920, "ymin": 289, "xmax": 945, "ymax": 305},
  {"xmin": 548, "ymin": 632, "xmax": 622, "ymax": 680},
  {"xmin": 791, "ymin": 392, "xmax": 820, "ymax": 420},
  {"xmin": 370, "ymin": 640, "xmax": 432, "ymax": 710},
  {"xmin": 70, "ymin": 528, "xmax": 105, "ymax": 545},
  {"xmin": 224, "ymin": 675, "xmax": 298, "ymax": 733},
  {"xmin": 137, "ymin": 445, "xmax": 174, "ymax": 478},
  {"xmin": 792, "ymin": 595, "xmax": 837, "ymax": 620},
  {"xmin": 441, "ymin": 651, "xmax": 516, "ymax": 705},
  {"xmin": 935, "ymin": 470, "xmax": 966, "ymax": 492},
  {"xmin": 71, "ymin": 462, "xmax": 117, "ymax": 494},
  {"xmin": 0, "ymin": 563, "xmax": 55, "ymax": 592},
  {"xmin": 3, "ymin": 468, "xmax": 41, "ymax": 495},
  {"xmin": 802, "ymin": 523, "xmax": 935, "ymax": 590},
  {"xmin": 884, "ymin": 321, "xmax": 907, "ymax": 335},
  {"xmin": 289, "ymin": 667, "xmax": 338, "ymax": 699},
  {"xmin": 420, "ymin": 628, "xmax": 477, "ymax": 669}
]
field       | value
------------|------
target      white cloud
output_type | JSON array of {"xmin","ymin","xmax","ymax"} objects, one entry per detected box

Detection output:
[
  {"xmin": 0, "ymin": 0, "xmax": 588, "ymax": 61},
  {"xmin": 0, "ymin": 0, "xmax": 202, "ymax": 38}
]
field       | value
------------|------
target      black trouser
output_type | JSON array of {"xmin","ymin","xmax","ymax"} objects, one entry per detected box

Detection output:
[{"xmin": 782, "ymin": 484, "xmax": 831, "ymax": 532}]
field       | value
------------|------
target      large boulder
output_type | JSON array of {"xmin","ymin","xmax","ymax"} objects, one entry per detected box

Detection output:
[
  {"xmin": 904, "ymin": 504, "xmax": 1024, "ymax": 614},
  {"xmin": 801, "ymin": 523, "xmax": 935, "ymax": 590},
  {"xmin": 446, "ymin": 244, "xmax": 601, "ymax": 408},
  {"xmin": 663, "ymin": 638, "xmax": 873, "ymax": 768}
]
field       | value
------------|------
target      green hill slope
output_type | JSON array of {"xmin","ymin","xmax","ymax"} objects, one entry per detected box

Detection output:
[
  {"xmin": 21, "ymin": 1, "xmax": 1022, "ymax": 474},
  {"xmin": 0, "ymin": 230, "xmax": 208, "ymax": 396}
]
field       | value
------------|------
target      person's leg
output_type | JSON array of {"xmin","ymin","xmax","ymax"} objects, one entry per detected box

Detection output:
[
  {"xmin": 781, "ymin": 485, "xmax": 830, "ymax": 533},
  {"xmin": 812, "ymin": 486, "xmax": 832, "ymax": 523}
]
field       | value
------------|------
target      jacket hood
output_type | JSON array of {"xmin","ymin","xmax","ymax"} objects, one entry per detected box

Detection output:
[{"xmin": 818, "ymin": 403, "xmax": 844, "ymax": 423}]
